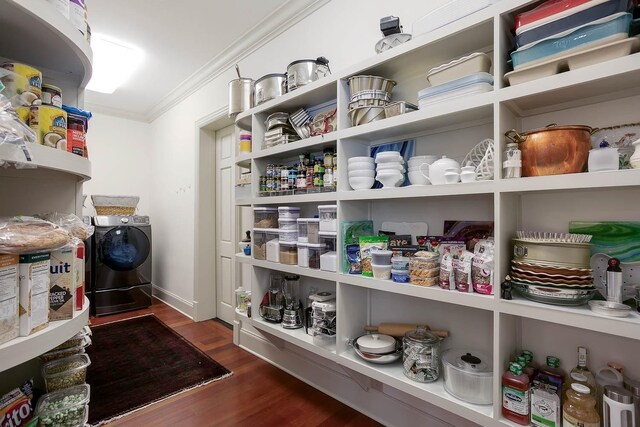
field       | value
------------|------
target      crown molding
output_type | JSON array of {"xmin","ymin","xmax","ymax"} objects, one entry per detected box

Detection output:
[
  {"xmin": 139, "ymin": 0, "xmax": 331, "ymax": 123},
  {"xmin": 84, "ymin": 102, "xmax": 150, "ymax": 123}
]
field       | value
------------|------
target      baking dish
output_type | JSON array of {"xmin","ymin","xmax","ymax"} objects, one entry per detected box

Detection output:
[
  {"xmin": 442, "ymin": 349, "xmax": 493, "ymax": 405},
  {"xmin": 418, "ymin": 72, "xmax": 493, "ymax": 108},
  {"xmin": 511, "ymin": 13, "xmax": 633, "ymax": 70},
  {"xmin": 512, "ymin": 238, "xmax": 592, "ymax": 267},
  {"xmin": 515, "ymin": 0, "xmax": 594, "ymax": 30},
  {"xmin": 515, "ymin": 0, "xmax": 633, "ymax": 47},
  {"xmin": 426, "ymin": 52, "xmax": 492, "ymax": 86}
]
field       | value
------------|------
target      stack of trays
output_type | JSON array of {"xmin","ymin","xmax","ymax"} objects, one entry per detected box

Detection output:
[
  {"xmin": 263, "ymin": 112, "xmax": 300, "ymax": 149},
  {"xmin": 510, "ymin": 231, "xmax": 596, "ymax": 306},
  {"xmin": 506, "ymin": 0, "xmax": 638, "ymax": 85}
]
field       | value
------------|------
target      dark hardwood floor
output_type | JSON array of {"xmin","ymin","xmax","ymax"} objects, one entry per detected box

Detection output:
[{"xmin": 90, "ymin": 299, "xmax": 381, "ymax": 426}]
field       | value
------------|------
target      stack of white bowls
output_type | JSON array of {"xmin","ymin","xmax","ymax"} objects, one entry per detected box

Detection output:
[
  {"xmin": 375, "ymin": 151, "xmax": 405, "ymax": 188},
  {"xmin": 407, "ymin": 155, "xmax": 438, "ymax": 185},
  {"xmin": 348, "ymin": 156, "xmax": 375, "ymax": 190}
]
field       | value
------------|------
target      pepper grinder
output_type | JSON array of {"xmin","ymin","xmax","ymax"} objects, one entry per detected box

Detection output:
[{"xmin": 606, "ymin": 258, "xmax": 623, "ymax": 303}]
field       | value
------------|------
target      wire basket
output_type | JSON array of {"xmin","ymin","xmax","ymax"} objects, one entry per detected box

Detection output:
[{"xmin": 462, "ymin": 138, "xmax": 494, "ymax": 180}]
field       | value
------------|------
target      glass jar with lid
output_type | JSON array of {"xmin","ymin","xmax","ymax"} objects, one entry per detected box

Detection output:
[
  {"xmin": 503, "ymin": 142, "xmax": 522, "ymax": 179},
  {"xmin": 403, "ymin": 326, "xmax": 441, "ymax": 383}
]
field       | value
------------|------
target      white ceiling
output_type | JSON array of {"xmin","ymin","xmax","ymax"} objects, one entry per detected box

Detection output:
[{"xmin": 84, "ymin": 0, "xmax": 315, "ymax": 121}]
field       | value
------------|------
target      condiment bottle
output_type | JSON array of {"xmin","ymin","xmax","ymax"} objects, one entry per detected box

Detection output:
[
  {"xmin": 569, "ymin": 347, "xmax": 596, "ymax": 394},
  {"xmin": 502, "ymin": 362, "xmax": 530, "ymax": 425},
  {"xmin": 606, "ymin": 258, "xmax": 623, "ymax": 303},
  {"xmin": 503, "ymin": 142, "xmax": 522, "ymax": 178},
  {"xmin": 563, "ymin": 383, "xmax": 600, "ymax": 427}
]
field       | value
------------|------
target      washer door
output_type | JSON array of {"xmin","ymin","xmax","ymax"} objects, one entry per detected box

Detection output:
[{"xmin": 99, "ymin": 226, "xmax": 150, "ymax": 272}]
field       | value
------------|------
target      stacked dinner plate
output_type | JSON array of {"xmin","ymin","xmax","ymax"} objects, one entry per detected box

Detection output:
[{"xmin": 510, "ymin": 231, "xmax": 596, "ymax": 306}]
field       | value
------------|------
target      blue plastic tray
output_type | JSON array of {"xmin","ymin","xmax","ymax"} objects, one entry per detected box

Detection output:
[
  {"xmin": 417, "ymin": 72, "xmax": 494, "ymax": 99},
  {"xmin": 516, "ymin": 0, "xmax": 633, "ymax": 47},
  {"xmin": 511, "ymin": 12, "xmax": 633, "ymax": 69}
]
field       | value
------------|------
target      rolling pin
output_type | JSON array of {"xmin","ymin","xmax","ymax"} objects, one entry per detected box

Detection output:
[{"xmin": 364, "ymin": 323, "xmax": 449, "ymax": 338}]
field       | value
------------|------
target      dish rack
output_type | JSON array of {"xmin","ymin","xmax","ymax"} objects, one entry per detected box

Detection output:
[{"xmin": 91, "ymin": 195, "xmax": 140, "ymax": 216}]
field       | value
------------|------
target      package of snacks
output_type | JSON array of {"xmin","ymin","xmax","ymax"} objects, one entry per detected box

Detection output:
[
  {"xmin": 358, "ymin": 236, "xmax": 388, "ymax": 277},
  {"xmin": 0, "ymin": 379, "xmax": 35, "ymax": 427},
  {"xmin": 0, "ymin": 253, "xmax": 19, "ymax": 344},
  {"xmin": 454, "ymin": 250, "xmax": 474, "ymax": 293},
  {"xmin": 472, "ymin": 239, "xmax": 495, "ymax": 295},
  {"xmin": 439, "ymin": 251, "xmax": 455, "ymax": 290},
  {"xmin": 346, "ymin": 244, "xmax": 361, "ymax": 274}
]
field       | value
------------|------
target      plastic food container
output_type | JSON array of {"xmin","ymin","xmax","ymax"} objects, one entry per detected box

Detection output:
[
  {"xmin": 298, "ymin": 243, "xmax": 309, "ymax": 267},
  {"xmin": 515, "ymin": 0, "xmax": 633, "ymax": 47},
  {"xmin": 510, "ymin": 13, "xmax": 633, "ymax": 70},
  {"xmin": 410, "ymin": 276, "xmax": 439, "ymax": 287},
  {"xmin": 372, "ymin": 264, "xmax": 392, "ymax": 279},
  {"xmin": 279, "ymin": 229, "xmax": 298, "ymax": 243},
  {"xmin": 253, "ymin": 207, "xmax": 278, "ymax": 228},
  {"xmin": 308, "ymin": 243, "xmax": 327, "ymax": 269},
  {"xmin": 42, "ymin": 353, "xmax": 91, "ymax": 392},
  {"xmin": 318, "ymin": 205, "xmax": 337, "ymax": 232},
  {"xmin": 307, "ymin": 218, "xmax": 320, "ymax": 244},
  {"xmin": 253, "ymin": 228, "xmax": 278, "ymax": 260},
  {"xmin": 318, "ymin": 231, "xmax": 337, "ymax": 252},
  {"xmin": 280, "ymin": 242, "xmax": 298, "ymax": 265},
  {"xmin": 36, "ymin": 384, "xmax": 90, "ymax": 427},
  {"xmin": 392, "ymin": 269, "xmax": 410, "ymax": 283},
  {"xmin": 278, "ymin": 206, "xmax": 301, "ymax": 219},
  {"xmin": 297, "ymin": 218, "xmax": 312, "ymax": 243},
  {"xmin": 266, "ymin": 238, "xmax": 280, "ymax": 263},
  {"xmin": 409, "ymin": 253, "xmax": 440, "ymax": 271},
  {"xmin": 40, "ymin": 335, "xmax": 92, "ymax": 362},
  {"xmin": 426, "ymin": 52, "xmax": 492, "ymax": 86},
  {"xmin": 409, "ymin": 266, "xmax": 440, "ymax": 278},
  {"xmin": 371, "ymin": 250, "xmax": 393, "ymax": 265},
  {"xmin": 320, "ymin": 251, "xmax": 337, "ymax": 272},
  {"xmin": 278, "ymin": 218, "xmax": 297, "ymax": 230},
  {"xmin": 391, "ymin": 256, "xmax": 410, "ymax": 271},
  {"xmin": 235, "ymin": 287, "xmax": 251, "ymax": 312},
  {"xmin": 441, "ymin": 348, "xmax": 493, "ymax": 405},
  {"xmin": 418, "ymin": 72, "xmax": 493, "ymax": 108}
]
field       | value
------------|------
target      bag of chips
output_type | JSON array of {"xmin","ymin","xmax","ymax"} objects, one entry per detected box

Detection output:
[{"xmin": 1, "ymin": 379, "xmax": 35, "ymax": 427}]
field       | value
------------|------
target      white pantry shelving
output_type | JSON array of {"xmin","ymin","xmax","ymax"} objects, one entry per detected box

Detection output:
[
  {"xmin": 232, "ymin": 0, "xmax": 640, "ymax": 425},
  {"xmin": 0, "ymin": 0, "xmax": 93, "ymax": 376}
]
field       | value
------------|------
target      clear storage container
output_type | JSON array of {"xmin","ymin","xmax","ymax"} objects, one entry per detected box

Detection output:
[
  {"xmin": 36, "ymin": 384, "xmax": 90, "ymax": 427},
  {"xmin": 298, "ymin": 243, "xmax": 309, "ymax": 267},
  {"xmin": 253, "ymin": 207, "xmax": 278, "ymax": 228},
  {"xmin": 253, "ymin": 228, "xmax": 278, "ymax": 260},
  {"xmin": 318, "ymin": 205, "xmax": 337, "ymax": 232},
  {"xmin": 308, "ymin": 243, "xmax": 327, "ymax": 269},
  {"xmin": 280, "ymin": 242, "xmax": 298, "ymax": 265},
  {"xmin": 278, "ymin": 206, "xmax": 301, "ymax": 219},
  {"xmin": 40, "ymin": 335, "xmax": 92, "ymax": 362},
  {"xmin": 278, "ymin": 218, "xmax": 297, "ymax": 230},
  {"xmin": 307, "ymin": 218, "xmax": 320, "ymax": 243},
  {"xmin": 42, "ymin": 353, "xmax": 91, "ymax": 392},
  {"xmin": 235, "ymin": 287, "xmax": 251, "ymax": 313},
  {"xmin": 319, "ymin": 231, "xmax": 337, "ymax": 252},
  {"xmin": 297, "ymin": 218, "xmax": 313, "ymax": 243},
  {"xmin": 279, "ymin": 229, "xmax": 298, "ymax": 243}
]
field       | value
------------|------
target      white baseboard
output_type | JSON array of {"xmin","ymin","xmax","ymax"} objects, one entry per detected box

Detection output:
[
  {"xmin": 152, "ymin": 286, "xmax": 194, "ymax": 319},
  {"xmin": 237, "ymin": 325, "xmax": 479, "ymax": 427}
]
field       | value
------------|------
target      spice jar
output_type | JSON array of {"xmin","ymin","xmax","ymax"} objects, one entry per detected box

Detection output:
[
  {"xmin": 403, "ymin": 327, "xmax": 441, "ymax": 383},
  {"xmin": 503, "ymin": 142, "xmax": 522, "ymax": 179}
]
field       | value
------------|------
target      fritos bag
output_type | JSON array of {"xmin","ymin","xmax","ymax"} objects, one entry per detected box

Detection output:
[{"xmin": 0, "ymin": 379, "xmax": 35, "ymax": 427}]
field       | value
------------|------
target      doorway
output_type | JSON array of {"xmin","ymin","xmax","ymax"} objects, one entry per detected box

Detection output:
[{"xmin": 194, "ymin": 110, "xmax": 235, "ymax": 323}]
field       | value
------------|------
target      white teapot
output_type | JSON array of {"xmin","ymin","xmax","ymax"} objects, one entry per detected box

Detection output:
[{"xmin": 425, "ymin": 156, "xmax": 461, "ymax": 185}]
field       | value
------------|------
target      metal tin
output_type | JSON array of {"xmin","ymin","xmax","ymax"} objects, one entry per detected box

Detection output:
[
  {"xmin": 41, "ymin": 84, "xmax": 62, "ymax": 108},
  {"xmin": 254, "ymin": 73, "xmax": 287, "ymax": 106},
  {"xmin": 512, "ymin": 238, "xmax": 592, "ymax": 267},
  {"xmin": 402, "ymin": 327, "xmax": 440, "ymax": 383},
  {"xmin": 286, "ymin": 57, "xmax": 330, "ymax": 92},
  {"xmin": 228, "ymin": 78, "xmax": 254, "ymax": 118}
]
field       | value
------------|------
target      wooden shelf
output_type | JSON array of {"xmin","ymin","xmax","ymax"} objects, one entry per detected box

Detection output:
[
  {"xmin": 0, "ymin": 0, "xmax": 92, "ymax": 87},
  {"xmin": 0, "ymin": 298, "xmax": 90, "ymax": 371}
]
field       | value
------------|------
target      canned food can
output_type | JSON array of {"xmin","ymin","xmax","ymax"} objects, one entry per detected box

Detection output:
[
  {"xmin": 41, "ymin": 84, "xmax": 62, "ymax": 108},
  {"xmin": 1, "ymin": 63, "xmax": 42, "ymax": 100},
  {"xmin": 29, "ymin": 105, "xmax": 67, "ymax": 149}
]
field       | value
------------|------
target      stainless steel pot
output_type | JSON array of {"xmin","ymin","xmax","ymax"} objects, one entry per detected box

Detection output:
[
  {"xmin": 287, "ymin": 57, "xmax": 330, "ymax": 92},
  {"xmin": 254, "ymin": 73, "xmax": 287, "ymax": 106},
  {"xmin": 348, "ymin": 335, "xmax": 403, "ymax": 364},
  {"xmin": 228, "ymin": 64, "xmax": 254, "ymax": 118}
]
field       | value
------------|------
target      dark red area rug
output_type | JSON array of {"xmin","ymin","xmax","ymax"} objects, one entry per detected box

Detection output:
[{"xmin": 86, "ymin": 314, "xmax": 231, "ymax": 426}]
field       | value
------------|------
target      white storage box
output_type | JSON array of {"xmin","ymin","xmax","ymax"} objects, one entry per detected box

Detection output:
[
  {"xmin": 266, "ymin": 238, "xmax": 280, "ymax": 263},
  {"xmin": 298, "ymin": 243, "xmax": 309, "ymax": 267},
  {"xmin": 320, "ymin": 251, "xmax": 337, "ymax": 272},
  {"xmin": 253, "ymin": 207, "xmax": 278, "ymax": 228},
  {"xmin": 318, "ymin": 205, "xmax": 337, "ymax": 232}
]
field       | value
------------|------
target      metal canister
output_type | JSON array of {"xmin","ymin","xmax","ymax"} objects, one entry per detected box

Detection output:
[
  {"xmin": 228, "ymin": 77, "xmax": 253, "ymax": 118},
  {"xmin": 402, "ymin": 326, "xmax": 441, "ymax": 383},
  {"xmin": 41, "ymin": 84, "xmax": 62, "ymax": 108}
]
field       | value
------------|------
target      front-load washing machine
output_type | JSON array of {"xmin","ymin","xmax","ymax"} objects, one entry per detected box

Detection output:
[{"xmin": 93, "ymin": 215, "xmax": 152, "ymax": 316}]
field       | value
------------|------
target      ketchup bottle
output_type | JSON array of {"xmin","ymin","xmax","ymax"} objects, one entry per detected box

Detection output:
[{"xmin": 503, "ymin": 362, "xmax": 531, "ymax": 425}]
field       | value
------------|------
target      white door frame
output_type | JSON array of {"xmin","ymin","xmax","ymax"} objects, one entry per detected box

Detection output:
[{"xmin": 193, "ymin": 107, "xmax": 234, "ymax": 321}]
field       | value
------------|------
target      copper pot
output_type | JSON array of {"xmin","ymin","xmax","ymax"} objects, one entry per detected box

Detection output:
[{"xmin": 505, "ymin": 124, "xmax": 594, "ymax": 177}]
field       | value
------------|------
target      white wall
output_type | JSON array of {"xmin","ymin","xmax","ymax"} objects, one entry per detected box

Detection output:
[
  {"xmin": 149, "ymin": 0, "xmax": 450, "ymax": 307},
  {"xmin": 82, "ymin": 113, "xmax": 152, "ymax": 217}
]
